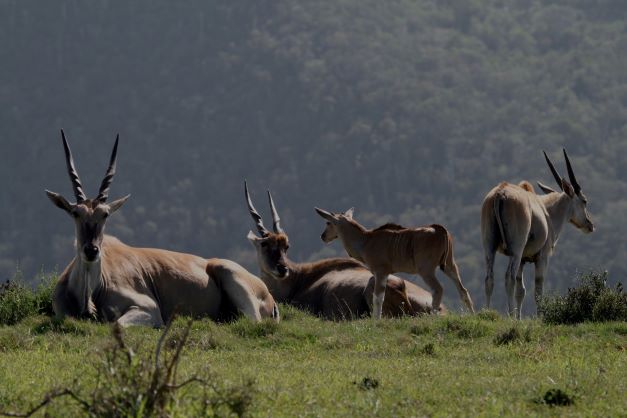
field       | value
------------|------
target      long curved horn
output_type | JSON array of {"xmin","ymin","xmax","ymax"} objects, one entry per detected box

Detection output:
[
  {"xmin": 267, "ymin": 190, "xmax": 285, "ymax": 234},
  {"xmin": 543, "ymin": 150, "xmax": 563, "ymax": 190},
  {"xmin": 61, "ymin": 130, "xmax": 87, "ymax": 203},
  {"xmin": 95, "ymin": 134, "xmax": 119, "ymax": 202},
  {"xmin": 563, "ymin": 148, "xmax": 581, "ymax": 194},
  {"xmin": 244, "ymin": 181, "xmax": 269, "ymax": 237}
]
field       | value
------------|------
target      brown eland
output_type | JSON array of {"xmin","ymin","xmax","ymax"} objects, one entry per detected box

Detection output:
[
  {"xmin": 481, "ymin": 149, "xmax": 594, "ymax": 319},
  {"xmin": 315, "ymin": 208, "xmax": 474, "ymax": 319},
  {"xmin": 46, "ymin": 131, "xmax": 279, "ymax": 327},
  {"xmin": 245, "ymin": 184, "xmax": 438, "ymax": 319}
]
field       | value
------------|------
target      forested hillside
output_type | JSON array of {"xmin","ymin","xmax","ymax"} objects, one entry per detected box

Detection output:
[{"xmin": 0, "ymin": 0, "xmax": 625, "ymax": 313}]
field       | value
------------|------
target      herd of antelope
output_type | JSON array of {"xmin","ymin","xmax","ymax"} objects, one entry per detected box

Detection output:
[{"xmin": 46, "ymin": 131, "xmax": 594, "ymax": 327}]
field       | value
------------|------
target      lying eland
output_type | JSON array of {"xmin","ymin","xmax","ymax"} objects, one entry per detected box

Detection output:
[
  {"xmin": 46, "ymin": 131, "xmax": 279, "ymax": 326},
  {"xmin": 481, "ymin": 149, "xmax": 594, "ymax": 319},
  {"xmin": 315, "ymin": 208, "xmax": 474, "ymax": 319},
  {"xmin": 245, "ymin": 184, "xmax": 437, "ymax": 319}
]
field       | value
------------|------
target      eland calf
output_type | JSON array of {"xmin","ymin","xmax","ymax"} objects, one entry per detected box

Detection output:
[
  {"xmin": 47, "ymin": 131, "xmax": 278, "ymax": 327},
  {"xmin": 245, "ymin": 184, "xmax": 437, "ymax": 319},
  {"xmin": 315, "ymin": 208, "xmax": 474, "ymax": 319},
  {"xmin": 481, "ymin": 149, "xmax": 594, "ymax": 318}
]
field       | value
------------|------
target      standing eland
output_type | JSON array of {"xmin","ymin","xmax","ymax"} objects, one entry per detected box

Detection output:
[
  {"xmin": 481, "ymin": 149, "xmax": 594, "ymax": 319},
  {"xmin": 315, "ymin": 208, "xmax": 474, "ymax": 319},
  {"xmin": 245, "ymin": 184, "xmax": 437, "ymax": 319},
  {"xmin": 46, "ymin": 130, "xmax": 279, "ymax": 327}
]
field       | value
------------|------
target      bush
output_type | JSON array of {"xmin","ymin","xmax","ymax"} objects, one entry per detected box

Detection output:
[
  {"xmin": 0, "ymin": 319, "xmax": 257, "ymax": 417},
  {"xmin": 539, "ymin": 272, "xmax": 627, "ymax": 325},
  {"xmin": 0, "ymin": 274, "xmax": 57, "ymax": 325}
]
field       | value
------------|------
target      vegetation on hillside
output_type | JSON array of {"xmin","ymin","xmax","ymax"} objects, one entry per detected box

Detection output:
[{"xmin": 0, "ymin": 1, "xmax": 626, "ymax": 313}]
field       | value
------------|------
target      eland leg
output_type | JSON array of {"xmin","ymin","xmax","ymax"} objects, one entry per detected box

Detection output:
[
  {"xmin": 534, "ymin": 258, "xmax": 549, "ymax": 316},
  {"xmin": 372, "ymin": 272, "xmax": 389, "ymax": 319},
  {"xmin": 441, "ymin": 261, "xmax": 475, "ymax": 313},
  {"xmin": 505, "ymin": 252, "xmax": 523, "ymax": 318},
  {"xmin": 117, "ymin": 305, "xmax": 164, "ymax": 328},
  {"xmin": 484, "ymin": 249, "xmax": 496, "ymax": 310},
  {"xmin": 207, "ymin": 259, "xmax": 279, "ymax": 323},
  {"xmin": 420, "ymin": 271, "xmax": 444, "ymax": 314},
  {"xmin": 514, "ymin": 263, "xmax": 526, "ymax": 320}
]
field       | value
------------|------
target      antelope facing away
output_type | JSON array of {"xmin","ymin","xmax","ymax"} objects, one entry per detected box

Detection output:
[
  {"xmin": 46, "ymin": 131, "xmax": 279, "ymax": 327},
  {"xmin": 481, "ymin": 149, "xmax": 594, "ymax": 319},
  {"xmin": 315, "ymin": 208, "xmax": 475, "ymax": 319},
  {"xmin": 245, "ymin": 184, "xmax": 438, "ymax": 319}
]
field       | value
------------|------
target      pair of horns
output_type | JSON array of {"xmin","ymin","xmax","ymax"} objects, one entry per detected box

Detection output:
[
  {"xmin": 244, "ymin": 181, "xmax": 284, "ymax": 237},
  {"xmin": 543, "ymin": 148, "xmax": 581, "ymax": 195},
  {"xmin": 61, "ymin": 129, "xmax": 119, "ymax": 204}
]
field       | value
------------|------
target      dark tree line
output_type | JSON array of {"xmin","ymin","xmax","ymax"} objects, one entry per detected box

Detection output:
[{"xmin": 0, "ymin": 0, "xmax": 625, "ymax": 313}]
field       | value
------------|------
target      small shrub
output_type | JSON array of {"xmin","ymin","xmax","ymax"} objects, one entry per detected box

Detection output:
[
  {"xmin": 477, "ymin": 309, "xmax": 500, "ymax": 321},
  {"xmin": 539, "ymin": 272, "xmax": 627, "ymax": 325},
  {"xmin": 421, "ymin": 342, "xmax": 436, "ymax": 356},
  {"xmin": 0, "ymin": 274, "xmax": 57, "ymax": 325},
  {"xmin": 354, "ymin": 377, "xmax": 379, "ymax": 391},
  {"xmin": 409, "ymin": 324, "xmax": 431, "ymax": 336},
  {"xmin": 0, "ymin": 280, "xmax": 38, "ymax": 325},
  {"xmin": 537, "ymin": 388, "xmax": 575, "ymax": 406},
  {"xmin": 493, "ymin": 326, "xmax": 531, "ymax": 346},
  {"xmin": 0, "ymin": 319, "xmax": 257, "ymax": 417}
]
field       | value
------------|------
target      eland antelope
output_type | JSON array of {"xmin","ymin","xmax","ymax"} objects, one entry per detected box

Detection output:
[
  {"xmin": 245, "ymin": 184, "xmax": 437, "ymax": 319},
  {"xmin": 46, "ymin": 131, "xmax": 279, "ymax": 327},
  {"xmin": 315, "ymin": 208, "xmax": 474, "ymax": 319},
  {"xmin": 481, "ymin": 149, "xmax": 594, "ymax": 319}
]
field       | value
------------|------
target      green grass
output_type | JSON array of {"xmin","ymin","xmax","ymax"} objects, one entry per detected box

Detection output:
[{"xmin": 0, "ymin": 306, "xmax": 625, "ymax": 417}]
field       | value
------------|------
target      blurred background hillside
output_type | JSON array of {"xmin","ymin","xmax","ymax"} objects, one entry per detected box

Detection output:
[{"xmin": 1, "ymin": 0, "xmax": 625, "ymax": 313}]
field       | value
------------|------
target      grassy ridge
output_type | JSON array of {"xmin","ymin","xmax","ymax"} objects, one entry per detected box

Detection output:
[{"xmin": 0, "ymin": 308, "xmax": 625, "ymax": 417}]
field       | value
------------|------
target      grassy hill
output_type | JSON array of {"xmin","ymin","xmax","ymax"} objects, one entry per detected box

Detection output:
[{"xmin": 1, "ymin": 308, "xmax": 625, "ymax": 417}]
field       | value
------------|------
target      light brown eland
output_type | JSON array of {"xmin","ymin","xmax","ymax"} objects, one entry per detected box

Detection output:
[
  {"xmin": 47, "ymin": 131, "xmax": 279, "ymax": 327},
  {"xmin": 315, "ymin": 208, "xmax": 474, "ymax": 319},
  {"xmin": 481, "ymin": 149, "xmax": 594, "ymax": 319},
  {"xmin": 245, "ymin": 184, "xmax": 438, "ymax": 319}
]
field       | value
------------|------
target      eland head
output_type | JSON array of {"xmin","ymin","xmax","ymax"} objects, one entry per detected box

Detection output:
[
  {"xmin": 315, "ymin": 207, "xmax": 355, "ymax": 243},
  {"xmin": 245, "ymin": 182, "xmax": 291, "ymax": 280},
  {"xmin": 539, "ymin": 149, "xmax": 594, "ymax": 234},
  {"xmin": 46, "ymin": 130, "xmax": 129, "ymax": 263}
]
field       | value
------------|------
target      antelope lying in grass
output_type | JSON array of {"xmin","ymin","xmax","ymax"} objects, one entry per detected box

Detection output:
[
  {"xmin": 46, "ymin": 131, "xmax": 278, "ymax": 327},
  {"xmin": 245, "ymin": 184, "xmax": 437, "ymax": 319},
  {"xmin": 481, "ymin": 149, "xmax": 594, "ymax": 319},
  {"xmin": 315, "ymin": 208, "xmax": 474, "ymax": 319}
]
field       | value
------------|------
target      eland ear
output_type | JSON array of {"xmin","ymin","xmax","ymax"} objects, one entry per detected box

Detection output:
[
  {"xmin": 537, "ymin": 182, "xmax": 558, "ymax": 195},
  {"xmin": 108, "ymin": 194, "xmax": 130, "ymax": 213},
  {"xmin": 315, "ymin": 207, "xmax": 336, "ymax": 222},
  {"xmin": 343, "ymin": 207, "xmax": 355, "ymax": 218},
  {"xmin": 561, "ymin": 179, "xmax": 575, "ymax": 197},
  {"xmin": 247, "ymin": 230, "xmax": 261, "ymax": 243},
  {"xmin": 46, "ymin": 190, "xmax": 73, "ymax": 213}
]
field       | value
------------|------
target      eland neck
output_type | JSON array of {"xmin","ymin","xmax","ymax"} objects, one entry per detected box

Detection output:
[
  {"xmin": 70, "ymin": 249, "xmax": 104, "ymax": 317},
  {"xmin": 336, "ymin": 220, "xmax": 368, "ymax": 262},
  {"xmin": 539, "ymin": 192, "xmax": 572, "ymax": 246}
]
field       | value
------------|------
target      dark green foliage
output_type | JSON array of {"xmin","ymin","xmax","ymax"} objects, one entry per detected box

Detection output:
[
  {"xmin": 494, "ymin": 326, "xmax": 531, "ymax": 346},
  {"xmin": 0, "ymin": 275, "xmax": 56, "ymax": 325},
  {"xmin": 477, "ymin": 310, "xmax": 501, "ymax": 322},
  {"xmin": 538, "ymin": 388, "xmax": 575, "ymax": 407},
  {"xmin": 539, "ymin": 272, "xmax": 627, "ymax": 324},
  {"xmin": 420, "ymin": 342, "xmax": 436, "ymax": 356},
  {"xmin": 355, "ymin": 377, "xmax": 379, "ymax": 391}
]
